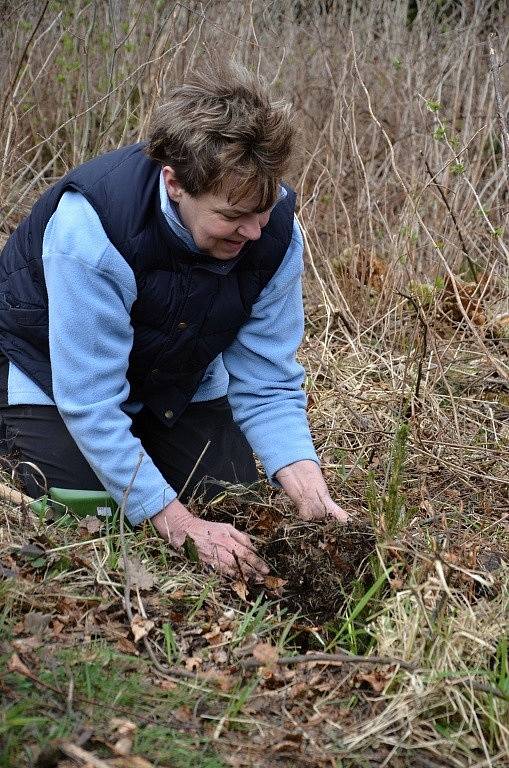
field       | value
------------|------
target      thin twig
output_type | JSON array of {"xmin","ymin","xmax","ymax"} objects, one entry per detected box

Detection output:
[
  {"xmin": 422, "ymin": 155, "xmax": 477, "ymax": 280},
  {"xmin": 397, "ymin": 291, "xmax": 429, "ymax": 406},
  {"xmin": 177, "ymin": 439, "xmax": 211, "ymax": 500},
  {"xmin": 0, "ymin": 0, "xmax": 50, "ymax": 129},
  {"xmin": 458, "ymin": 679, "xmax": 509, "ymax": 702},
  {"xmin": 119, "ymin": 451, "xmax": 145, "ymax": 625},
  {"xmin": 118, "ymin": 451, "xmax": 196, "ymax": 680},
  {"xmin": 232, "ymin": 550, "xmax": 247, "ymax": 584},
  {"xmin": 242, "ymin": 651, "xmax": 416, "ymax": 672},
  {"xmin": 351, "ymin": 32, "xmax": 509, "ymax": 382},
  {"xmin": 6, "ymin": 664, "xmax": 194, "ymax": 729}
]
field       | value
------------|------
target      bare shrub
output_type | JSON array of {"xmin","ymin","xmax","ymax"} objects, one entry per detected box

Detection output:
[{"xmin": 1, "ymin": 1, "xmax": 508, "ymax": 763}]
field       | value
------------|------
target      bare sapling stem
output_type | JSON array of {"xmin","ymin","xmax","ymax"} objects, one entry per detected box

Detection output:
[{"xmin": 488, "ymin": 33, "xmax": 509, "ymax": 182}]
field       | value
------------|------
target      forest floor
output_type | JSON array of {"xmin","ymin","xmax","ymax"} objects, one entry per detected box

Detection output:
[
  {"xmin": 1, "ymin": 310, "xmax": 508, "ymax": 768},
  {"xmin": 1, "ymin": 3, "xmax": 509, "ymax": 766}
]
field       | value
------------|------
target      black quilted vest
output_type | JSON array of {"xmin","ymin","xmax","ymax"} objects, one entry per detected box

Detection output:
[{"xmin": 0, "ymin": 144, "xmax": 295, "ymax": 425}]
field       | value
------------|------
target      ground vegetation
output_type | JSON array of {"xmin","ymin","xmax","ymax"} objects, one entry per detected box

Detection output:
[{"xmin": 1, "ymin": 1, "xmax": 508, "ymax": 766}]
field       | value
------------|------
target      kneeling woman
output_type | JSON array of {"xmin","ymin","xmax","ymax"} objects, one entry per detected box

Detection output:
[{"xmin": 0, "ymin": 61, "xmax": 347, "ymax": 578}]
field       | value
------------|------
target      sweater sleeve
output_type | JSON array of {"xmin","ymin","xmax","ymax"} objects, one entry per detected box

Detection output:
[
  {"xmin": 42, "ymin": 191, "xmax": 177, "ymax": 524},
  {"xmin": 222, "ymin": 216, "xmax": 319, "ymax": 481}
]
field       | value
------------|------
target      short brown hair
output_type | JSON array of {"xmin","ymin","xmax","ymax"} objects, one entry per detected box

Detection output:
[{"xmin": 146, "ymin": 60, "xmax": 294, "ymax": 210}]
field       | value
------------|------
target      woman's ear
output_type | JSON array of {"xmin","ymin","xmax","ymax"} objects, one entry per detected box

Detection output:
[{"xmin": 162, "ymin": 166, "xmax": 184, "ymax": 202}]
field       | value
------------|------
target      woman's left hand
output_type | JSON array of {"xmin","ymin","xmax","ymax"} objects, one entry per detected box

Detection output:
[
  {"xmin": 275, "ymin": 459, "xmax": 349, "ymax": 523},
  {"xmin": 296, "ymin": 487, "xmax": 348, "ymax": 522}
]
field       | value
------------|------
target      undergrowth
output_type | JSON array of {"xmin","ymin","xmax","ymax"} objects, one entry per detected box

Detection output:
[{"xmin": 0, "ymin": 1, "xmax": 508, "ymax": 766}]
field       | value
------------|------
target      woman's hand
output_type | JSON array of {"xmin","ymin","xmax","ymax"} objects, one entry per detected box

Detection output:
[
  {"xmin": 275, "ymin": 459, "xmax": 349, "ymax": 522},
  {"xmin": 151, "ymin": 498, "xmax": 269, "ymax": 580}
]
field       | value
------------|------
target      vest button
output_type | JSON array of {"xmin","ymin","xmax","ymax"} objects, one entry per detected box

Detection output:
[
  {"xmin": 164, "ymin": 409, "xmax": 174, "ymax": 420},
  {"xmin": 177, "ymin": 321, "xmax": 187, "ymax": 330}
]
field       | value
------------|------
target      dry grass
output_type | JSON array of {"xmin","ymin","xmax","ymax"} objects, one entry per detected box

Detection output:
[{"xmin": 1, "ymin": 1, "xmax": 508, "ymax": 766}]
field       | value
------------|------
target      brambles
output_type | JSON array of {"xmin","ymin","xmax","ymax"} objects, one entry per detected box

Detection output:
[{"xmin": 0, "ymin": 1, "xmax": 508, "ymax": 766}]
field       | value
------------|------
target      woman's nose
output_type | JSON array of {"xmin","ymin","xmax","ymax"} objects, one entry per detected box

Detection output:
[{"xmin": 238, "ymin": 216, "xmax": 262, "ymax": 241}]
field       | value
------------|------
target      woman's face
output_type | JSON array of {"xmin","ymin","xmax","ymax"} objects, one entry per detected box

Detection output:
[{"xmin": 163, "ymin": 166, "xmax": 274, "ymax": 260}]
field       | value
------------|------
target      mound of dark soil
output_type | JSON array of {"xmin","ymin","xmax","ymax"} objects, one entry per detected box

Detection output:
[
  {"xmin": 203, "ymin": 500, "xmax": 376, "ymax": 624},
  {"xmin": 258, "ymin": 519, "xmax": 376, "ymax": 623}
]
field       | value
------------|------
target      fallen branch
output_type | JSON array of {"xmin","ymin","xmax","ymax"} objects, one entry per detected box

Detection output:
[
  {"xmin": 455, "ymin": 678, "xmax": 509, "ymax": 702},
  {"xmin": 242, "ymin": 655, "xmax": 509, "ymax": 700},
  {"xmin": 242, "ymin": 651, "xmax": 416, "ymax": 672},
  {"xmin": 0, "ymin": 481, "xmax": 33, "ymax": 507}
]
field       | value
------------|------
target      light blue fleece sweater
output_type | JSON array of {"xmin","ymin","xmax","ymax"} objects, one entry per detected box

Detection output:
[{"xmin": 7, "ymin": 175, "xmax": 318, "ymax": 523}]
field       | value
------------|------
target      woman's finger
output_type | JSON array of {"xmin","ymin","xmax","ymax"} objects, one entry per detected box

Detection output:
[
  {"xmin": 201, "ymin": 547, "xmax": 237, "ymax": 576},
  {"xmin": 326, "ymin": 501, "xmax": 349, "ymax": 522},
  {"xmin": 298, "ymin": 503, "xmax": 325, "ymax": 521},
  {"xmin": 237, "ymin": 545, "xmax": 270, "ymax": 577},
  {"xmin": 228, "ymin": 526, "xmax": 257, "ymax": 551},
  {"xmin": 212, "ymin": 541, "xmax": 268, "ymax": 581}
]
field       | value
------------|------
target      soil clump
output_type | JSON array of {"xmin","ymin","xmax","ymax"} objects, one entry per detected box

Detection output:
[
  {"xmin": 203, "ymin": 500, "xmax": 376, "ymax": 624},
  {"xmin": 258, "ymin": 518, "xmax": 376, "ymax": 623}
]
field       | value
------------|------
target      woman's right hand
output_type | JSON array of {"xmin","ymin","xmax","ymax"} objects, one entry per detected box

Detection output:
[{"xmin": 151, "ymin": 498, "xmax": 269, "ymax": 581}]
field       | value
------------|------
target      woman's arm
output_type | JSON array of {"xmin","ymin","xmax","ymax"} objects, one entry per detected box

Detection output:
[
  {"xmin": 43, "ymin": 191, "xmax": 179, "ymax": 524},
  {"xmin": 222, "ymin": 217, "xmax": 348, "ymax": 521}
]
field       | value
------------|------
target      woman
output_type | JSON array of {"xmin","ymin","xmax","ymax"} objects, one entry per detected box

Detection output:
[{"xmin": 0, "ymin": 61, "xmax": 347, "ymax": 579}]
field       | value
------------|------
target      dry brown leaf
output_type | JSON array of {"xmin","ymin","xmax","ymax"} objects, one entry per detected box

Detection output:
[
  {"xmin": 272, "ymin": 733, "xmax": 303, "ymax": 753},
  {"xmin": 0, "ymin": 563, "xmax": 17, "ymax": 578},
  {"xmin": 116, "ymin": 637, "xmax": 139, "ymax": 655},
  {"xmin": 7, "ymin": 653, "xmax": 32, "ymax": 677},
  {"xmin": 168, "ymin": 590, "xmax": 186, "ymax": 599},
  {"xmin": 159, "ymin": 679, "xmax": 178, "ymax": 691},
  {"xmin": 121, "ymin": 555, "xmax": 155, "ymax": 591},
  {"xmin": 290, "ymin": 682, "xmax": 309, "ymax": 699},
  {"xmin": 112, "ymin": 736, "xmax": 133, "ymax": 756},
  {"xmin": 204, "ymin": 624, "xmax": 222, "ymax": 644},
  {"xmin": 78, "ymin": 515, "xmax": 103, "ymax": 534},
  {"xmin": 493, "ymin": 313, "xmax": 509, "ymax": 338},
  {"xmin": 202, "ymin": 670, "xmax": 235, "ymax": 692},
  {"xmin": 419, "ymin": 499, "xmax": 434, "ymax": 515},
  {"xmin": 51, "ymin": 619, "xmax": 65, "ymax": 636},
  {"xmin": 173, "ymin": 705, "xmax": 194, "ymax": 723},
  {"xmin": 130, "ymin": 614, "xmax": 154, "ymax": 643},
  {"xmin": 357, "ymin": 670, "xmax": 390, "ymax": 693},
  {"xmin": 216, "ymin": 674, "xmax": 234, "ymax": 692},
  {"xmin": 212, "ymin": 648, "xmax": 228, "ymax": 665},
  {"xmin": 24, "ymin": 611, "xmax": 52, "ymax": 635},
  {"xmin": 231, "ymin": 579, "xmax": 248, "ymax": 601},
  {"xmin": 264, "ymin": 576, "xmax": 288, "ymax": 590},
  {"xmin": 184, "ymin": 656, "xmax": 203, "ymax": 671},
  {"xmin": 12, "ymin": 636, "xmax": 42, "ymax": 653},
  {"xmin": 252, "ymin": 642, "xmax": 279, "ymax": 666},
  {"xmin": 110, "ymin": 718, "xmax": 137, "ymax": 736}
]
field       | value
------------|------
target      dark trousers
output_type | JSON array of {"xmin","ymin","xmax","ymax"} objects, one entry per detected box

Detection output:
[{"xmin": 0, "ymin": 397, "xmax": 258, "ymax": 503}]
